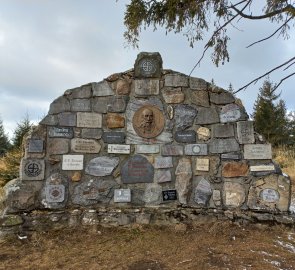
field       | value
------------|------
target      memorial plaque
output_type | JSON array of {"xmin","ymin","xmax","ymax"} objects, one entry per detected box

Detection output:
[
  {"xmin": 244, "ymin": 144, "xmax": 272, "ymax": 160},
  {"xmin": 45, "ymin": 185, "xmax": 65, "ymax": 203},
  {"xmin": 62, "ymin": 155, "xmax": 84, "ymax": 170},
  {"xmin": 107, "ymin": 113, "xmax": 125, "ymax": 129},
  {"xmin": 237, "ymin": 121, "xmax": 255, "ymax": 144},
  {"xmin": 193, "ymin": 178, "xmax": 212, "ymax": 205},
  {"xmin": 58, "ymin": 112, "xmax": 76, "ymax": 126},
  {"xmin": 161, "ymin": 145, "xmax": 183, "ymax": 156},
  {"xmin": 155, "ymin": 170, "xmax": 172, "ymax": 183},
  {"xmin": 175, "ymin": 130, "xmax": 196, "ymax": 143},
  {"xmin": 196, "ymin": 158, "xmax": 210, "ymax": 171},
  {"xmin": 102, "ymin": 132, "xmax": 125, "ymax": 144},
  {"xmin": 114, "ymin": 189, "xmax": 131, "ymax": 203},
  {"xmin": 220, "ymin": 104, "xmax": 241, "ymax": 123},
  {"xmin": 154, "ymin": 156, "xmax": 173, "ymax": 169},
  {"xmin": 136, "ymin": 144, "xmax": 160, "ymax": 154},
  {"xmin": 162, "ymin": 190, "xmax": 177, "ymax": 201},
  {"xmin": 134, "ymin": 52, "xmax": 162, "ymax": 78},
  {"xmin": 174, "ymin": 104, "xmax": 197, "ymax": 131},
  {"xmin": 209, "ymin": 138, "xmax": 240, "ymax": 154},
  {"xmin": 49, "ymin": 127, "xmax": 74, "ymax": 138},
  {"xmin": 21, "ymin": 159, "xmax": 45, "ymax": 180},
  {"xmin": 134, "ymin": 79, "xmax": 160, "ymax": 96},
  {"xmin": 132, "ymin": 105, "xmax": 165, "ymax": 138},
  {"xmin": 28, "ymin": 139, "xmax": 44, "ymax": 153},
  {"xmin": 121, "ymin": 155, "xmax": 154, "ymax": 184},
  {"xmin": 260, "ymin": 189, "xmax": 280, "ymax": 202},
  {"xmin": 184, "ymin": 144, "xmax": 208, "ymax": 155},
  {"xmin": 250, "ymin": 165, "xmax": 275, "ymax": 172},
  {"xmin": 108, "ymin": 144, "xmax": 130, "ymax": 154},
  {"xmin": 71, "ymin": 138, "xmax": 101, "ymax": 153},
  {"xmin": 85, "ymin": 156, "xmax": 120, "ymax": 176},
  {"xmin": 77, "ymin": 112, "xmax": 102, "ymax": 128},
  {"xmin": 221, "ymin": 152, "xmax": 241, "ymax": 160}
]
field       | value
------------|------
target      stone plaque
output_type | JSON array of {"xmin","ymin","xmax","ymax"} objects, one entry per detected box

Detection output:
[
  {"xmin": 193, "ymin": 178, "xmax": 212, "ymax": 205},
  {"xmin": 85, "ymin": 156, "xmax": 120, "ymax": 176},
  {"xmin": 132, "ymin": 105, "xmax": 165, "ymax": 138},
  {"xmin": 212, "ymin": 123, "xmax": 234, "ymax": 138},
  {"xmin": 154, "ymin": 156, "xmax": 173, "ymax": 169},
  {"xmin": 244, "ymin": 144, "xmax": 272, "ymax": 160},
  {"xmin": 71, "ymin": 138, "xmax": 101, "ymax": 153},
  {"xmin": 161, "ymin": 145, "xmax": 183, "ymax": 156},
  {"xmin": 81, "ymin": 128, "xmax": 102, "ymax": 139},
  {"xmin": 114, "ymin": 189, "xmax": 131, "ymax": 203},
  {"xmin": 250, "ymin": 165, "xmax": 275, "ymax": 172},
  {"xmin": 134, "ymin": 79, "xmax": 160, "ymax": 96},
  {"xmin": 175, "ymin": 130, "xmax": 196, "ymax": 143},
  {"xmin": 62, "ymin": 155, "xmax": 84, "ymax": 170},
  {"xmin": 260, "ymin": 189, "xmax": 280, "ymax": 202},
  {"xmin": 196, "ymin": 158, "xmax": 210, "ymax": 171},
  {"xmin": 174, "ymin": 104, "xmax": 197, "ymax": 131},
  {"xmin": 184, "ymin": 144, "xmax": 208, "ymax": 155},
  {"xmin": 28, "ymin": 139, "xmax": 44, "ymax": 153},
  {"xmin": 108, "ymin": 144, "xmax": 130, "ymax": 154},
  {"xmin": 136, "ymin": 144, "xmax": 160, "ymax": 154},
  {"xmin": 21, "ymin": 159, "xmax": 45, "ymax": 180},
  {"xmin": 209, "ymin": 138, "xmax": 240, "ymax": 154},
  {"xmin": 155, "ymin": 170, "xmax": 172, "ymax": 183},
  {"xmin": 102, "ymin": 132, "xmax": 125, "ymax": 144},
  {"xmin": 220, "ymin": 104, "xmax": 241, "ymax": 123},
  {"xmin": 121, "ymin": 155, "xmax": 154, "ymax": 184},
  {"xmin": 162, "ymin": 190, "xmax": 177, "ymax": 201},
  {"xmin": 49, "ymin": 127, "xmax": 74, "ymax": 138},
  {"xmin": 106, "ymin": 113, "xmax": 125, "ymax": 129},
  {"xmin": 221, "ymin": 152, "xmax": 241, "ymax": 160},
  {"xmin": 237, "ymin": 121, "xmax": 255, "ymax": 144},
  {"xmin": 45, "ymin": 185, "xmax": 65, "ymax": 203},
  {"xmin": 77, "ymin": 112, "xmax": 102, "ymax": 128},
  {"xmin": 134, "ymin": 52, "xmax": 162, "ymax": 78},
  {"xmin": 58, "ymin": 112, "xmax": 76, "ymax": 127}
]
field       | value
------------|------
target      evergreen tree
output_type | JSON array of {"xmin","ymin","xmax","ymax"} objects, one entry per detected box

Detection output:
[
  {"xmin": 252, "ymin": 79, "xmax": 289, "ymax": 145},
  {"xmin": 227, "ymin": 83, "xmax": 234, "ymax": 95},
  {"xmin": 12, "ymin": 114, "xmax": 33, "ymax": 149},
  {"xmin": 0, "ymin": 117, "xmax": 11, "ymax": 156}
]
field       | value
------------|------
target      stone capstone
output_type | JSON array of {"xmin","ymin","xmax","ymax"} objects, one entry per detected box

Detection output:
[
  {"xmin": 48, "ymin": 96, "xmax": 70, "ymax": 114},
  {"xmin": 209, "ymin": 91, "xmax": 235, "ymax": 105},
  {"xmin": 134, "ymin": 52, "xmax": 163, "ymax": 78},
  {"xmin": 189, "ymin": 77, "xmax": 208, "ymax": 91},
  {"xmin": 165, "ymin": 73, "xmax": 188, "ymax": 87}
]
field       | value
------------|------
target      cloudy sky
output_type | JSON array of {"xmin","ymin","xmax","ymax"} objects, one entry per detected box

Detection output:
[{"xmin": 0, "ymin": 0, "xmax": 294, "ymax": 139}]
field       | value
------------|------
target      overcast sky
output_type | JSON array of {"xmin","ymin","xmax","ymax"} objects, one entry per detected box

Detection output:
[{"xmin": 0, "ymin": 0, "xmax": 294, "ymax": 139}]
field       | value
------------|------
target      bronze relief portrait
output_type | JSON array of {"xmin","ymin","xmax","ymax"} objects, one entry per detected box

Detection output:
[{"xmin": 132, "ymin": 105, "xmax": 165, "ymax": 138}]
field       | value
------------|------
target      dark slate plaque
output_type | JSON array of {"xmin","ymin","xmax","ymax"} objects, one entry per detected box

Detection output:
[
  {"xmin": 162, "ymin": 190, "xmax": 177, "ymax": 201},
  {"xmin": 102, "ymin": 132, "xmax": 126, "ymax": 144},
  {"xmin": 175, "ymin": 130, "xmax": 196, "ymax": 143},
  {"xmin": 121, "ymin": 155, "xmax": 154, "ymax": 184},
  {"xmin": 28, "ymin": 139, "xmax": 44, "ymax": 153},
  {"xmin": 48, "ymin": 127, "xmax": 74, "ymax": 138}
]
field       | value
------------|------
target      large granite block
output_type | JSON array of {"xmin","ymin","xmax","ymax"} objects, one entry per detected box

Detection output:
[
  {"xmin": 48, "ymin": 96, "xmax": 70, "ymax": 114},
  {"xmin": 58, "ymin": 112, "xmax": 76, "ymax": 127},
  {"xmin": 174, "ymin": 104, "xmax": 197, "ymax": 130},
  {"xmin": 162, "ymin": 87, "xmax": 185, "ymax": 104},
  {"xmin": 77, "ymin": 112, "xmax": 102, "ymax": 128},
  {"xmin": 134, "ymin": 79, "xmax": 160, "ymax": 96},
  {"xmin": 191, "ymin": 90, "xmax": 210, "ymax": 107},
  {"xmin": 92, "ymin": 97, "xmax": 108, "ymax": 113}
]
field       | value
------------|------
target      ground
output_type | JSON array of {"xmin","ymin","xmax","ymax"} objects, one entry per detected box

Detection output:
[{"xmin": 1, "ymin": 221, "xmax": 295, "ymax": 270}]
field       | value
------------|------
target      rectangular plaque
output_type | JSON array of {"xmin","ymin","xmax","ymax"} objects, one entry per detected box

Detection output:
[
  {"xmin": 237, "ymin": 121, "xmax": 255, "ymax": 144},
  {"xmin": 250, "ymin": 165, "xmax": 275, "ymax": 172},
  {"xmin": 102, "ymin": 132, "xmax": 125, "ymax": 144},
  {"xmin": 77, "ymin": 112, "xmax": 102, "ymax": 128},
  {"xmin": 136, "ymin": 144, "xmax": 160, "ymax": 154},
  {"xmin": 161, "ymin": 145, "xmax": 183, "ymax": 156},
  {"xmin": 174, "ymin": 130, "xmax": 196, "ymax": 143},
  {"xmin": 71, "ymin": 138, "xmax": 101, "ymax": 153},
  {"xmin": 114, "ymin": 189, "xmax": 131, "ymax": 203},
  {"xmin": 221, "ymin": 153, "xmax": 241, "ymax": 160},
  {"xmin": 154, "ymin": 157, "xmax": 173, "ymax": 169},
  {"xmin": 184, "ymin": 144, "xmax": 207, "ymax": 155},
  {"xmin": 162, "ymin": 190, "xmax": 178, "ymax": 201},
  {"xmin": 196, "ymin": 158, "xmax": 210, "ymax": 171},
  {"xmin": 48, "ymin": 127, "xmax": 74, "ymax": 138},
  {"xmin": 244, "ymin": 144, "xmax": 272, "ymax": 160},
  {"xmin": 62, "ymin": 155, "xmax": 84, "ymax": 170},
  {"xmin": 108, "ymin": 144, "xmax": 130, "ymax": 154},
  {"xmin": 28, "ymin": 139, "xmax": 44, "ymax": 153}
]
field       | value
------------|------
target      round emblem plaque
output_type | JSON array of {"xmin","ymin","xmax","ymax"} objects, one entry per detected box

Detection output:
[
  {"xmin": 24, "ymin": 162, "xmax": 41, "ymax": 177},
  {"xmin": 132, "ymin": 105, "xmax": 165, "ymax": 139}
]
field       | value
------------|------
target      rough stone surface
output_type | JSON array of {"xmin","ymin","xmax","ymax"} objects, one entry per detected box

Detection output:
[
  {"xmin": 162, "ymin": 87, "xmax": 185, "ymax": 104},
  {"xmin": 209, "ymin": 138, "xmax": 240, "ymax": 154},
  {"xmin": 223, "ymin": 182, "xmax": 246, "ymax": 208},
  {"xmin": 85, "ymin": 156, "xmax": 120, "ymax": 176},
  {"xmin": 174, "ymin": 104, "xmax": 197, "ymax": 131},
  {"xmin": 64, "ymin": 84, "xmax": 92, "ymax": 99},
  {"xmin": 92, "ymin": 97, "xmax": 108, "ymax": 113},
  {"xmin": 192, "ymin": 178, "xmax": 212, "ymax": 206},
  {"xmin": 134, "ymin": 79, "xmax": 159, "ymax": 96},
  {"xmin": 189, "ymin": 77, "xmax": 208, "ymax": 90},
  {"xmin": 70, "ymin": 99, "xmax": 91, "ymax": 112},
  {"xmin": 106, "ymin": 113, "xmax": 125, "ymax": 129},
  {"xmin": 154, "ymin": 156, "xmax": 173, "ymax": 169},
  {"xmin": 143, "ymin": 183, "xmax": 162, "ymax": 205},
  {"xmin": 47, "ymin": 138, "xmax": 69, "ymax": 154},
  {"xmin": 81, "ymin": 129, "xmax": 103, "ymax": 139},
  {"xmin": 161, "ymin": 145, "xmax": 183, "ymax": 156},
  {"xmin": 212, "ymin": 123, "xmax": 235, "ymax": 138},
  {"xmin": 92, "ymin": 81, "xmax": 114, "ymax": 96},
  {"xmin": 49, "ymin": 96, "xmax": 70, "ymax": 114},
  {"xmin": 196, "ymin": 107, "xmax": 219, "ymax": 124},
  {"xmin": 58, "ymin": 112, "xmax": 76, "ymax": 127},
  {"xmin": 237, "ymin": 121, "xmax": 255, "ymax": 144},
  {"xmin": 154, "ymin": 169, "xmax": 172, "ymax": 183},
  {"xmin": 209, "ymin": 92, "xmax": 235, "ymax": 105},
  {"xmin": 220, "ymin": 104, "xmax": 245, "ymax": 123},
  {"xmin": 107, "ymin": 96, "xmax": 129, "ymax": 112},
  {"xmin": 165, "ymin": 74, "xmax": 188, "ymax": 87},
  {"xmin": 175, "ymin": 158, "xmax": 192, "ymax": 204},
  {"xmin": 191, "ymin": 90, "xmax": 210, "ymax": 107},
  {"xmin": 222, "ymin": 161, "xmax": 249, "ymax": 178},
  {"xmin": 116, "ymin": 79, "xmax": 131, "ymax": 95},
  {"xmin": 197, "ymin": 127, "xmax": 210, "ymax": 140}
]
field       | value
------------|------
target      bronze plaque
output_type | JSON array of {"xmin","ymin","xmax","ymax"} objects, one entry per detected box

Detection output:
[{"xmin": 132, "ymin": 105, "xmax": 165, "ymax": 138}]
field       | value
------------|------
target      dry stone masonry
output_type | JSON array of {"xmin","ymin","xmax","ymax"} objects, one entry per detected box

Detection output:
[{"xmin": 1, "ymin": 52, "xmax": 293, "ymax": 233}]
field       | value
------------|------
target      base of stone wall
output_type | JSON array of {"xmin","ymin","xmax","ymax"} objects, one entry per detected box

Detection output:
[{"xmin": 1, "ymin": 207, "xmax": 295, "ymax": 239}]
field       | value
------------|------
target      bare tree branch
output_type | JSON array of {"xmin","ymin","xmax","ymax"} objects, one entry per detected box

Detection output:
[
  {"xmin": 233, "ymin": 56, "xmax": 295, "ymax": 94},
  {"xmin": 272, "ymin": 72, "xmax": 295, "ymax": 92},
  {"xmin": 283, "ymin": 61, "xmax": 295, "ymax": 71}
]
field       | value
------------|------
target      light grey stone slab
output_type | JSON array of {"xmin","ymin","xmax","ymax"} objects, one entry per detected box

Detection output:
[
  {"xmin": 70, "ymin": 99, "xmax": 91, "ymax": 112},
  {"xmin": 244, "ymin": 144, "xmax": 272, "ymax": 160},
  {"xmin": 92, "ymin": 97, "xmax": 108, "ymax": 113},
  {"xmin": 209, "ymin": 92, "xmax": 235, "ymax": 105},
  {"xmin": 195, "ymin": 107, "xmax": 219, "ymax": 125},
  {"xmin": 62, "ymin": 155, "xmax": 84, "ymax": 170},
  {"xmin": 161, "ymin": 145, "xmax": 183, "ymax": 156},
  {"xmin": 85, "ymin": 156, "xmax": 120, "ymax": 176},
  {"xmin": 92, "ymin": 81, "xmax": 114, "ymax": 96},
  {"xmin": 184, "ymin": 144, "xmax": 208, "ymax": 155},
  {"xmin": 143, "ymin": 183, "xmax": 162, "ymax": 205},
  {"xmin": 77, "ymin": 112, "xmax": 102, "ymax": 128},
  {"xmin": 193, "ymin": 178, "xmax": 212, "ymax": 205},
  {"xmin": 135, "ymin": 144, "xmax": 160, "ymax": 154},
  {"xmin": 58, "ymin": 112, "xmax": 76, "ymax": 127},
  {"xmin": 49, "ymin": 127, "xmax": 74, "ymax": 138},
  {"xmin": 48, "ymin": 96, "xmax": 70, "ymax": 114},
  {"xmin": 220, "ymin": 104, "xmax": 242, "ymax": 123},
  {"xmin": 209, "ymin": 138, "xmax": 240, "ymax": 154},
  {"xmin": 107, "ymin": 96, "xmax": 129, "ymax": 112},
  {"xmin": 40, "ymin": 114, "xmax": 58, "ymax": 126},
  {"xmin": 174, "ymin": 104, "xmax": 197, "ymax": 131},
  {"xmin": 212, "ymin": 123, "xmax": 235, "ymax": 138},
  {"xmin": 20, "ymin": 159, "xmax": 45, "ymax": 181},
  {"xmin": 71, "ymin": 138, "xmax": 101, "ymax": 153},
  {"xmin": 237, "ymin": 121, "xmax": 255, "ymax": 144},
  {"xmin": 165, "ymin": 74, "xmax": 188, "ymax": 87},
  {"xmin": 134, "ymin": 79, "xmax": 160, "ymax": 96},
  {"xmin": 107, "ymin": 144, "xmax": 130, "ymax": 154},
  {"xmin": 81, "ymin": 128, "xmax": 102, "ymax": 139},
  {"xmin": 189, "ymin": 77, "xmax": 208, "ymax": 90},
  {"xmin": 134, "ymin": 52, "xmax": 163, "ymax": 78},
  {"xmin": 154, "ymin": 156, "xmax": 173, "ymax": 169},
  {"xmin": 154, "ymin": 169, "xmax": 172, "ymax": 183},
  {"xmin": 114, "ymin": 189, "xmax": 131, "ymax": 203},
  {"xmin": 47, "ymin": 138, "xmax": 69, "ymax": 155},
  {"xmin": 28, "ymin": 139, "xmax": 44, "ymax": 153}
]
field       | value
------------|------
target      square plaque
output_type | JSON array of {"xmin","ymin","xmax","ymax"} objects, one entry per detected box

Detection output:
[
  {"xmin": 196, "ymin": 158, "xmax": 210, "ymax": 171},
  {"xmin": 28, "ymin": 139, "xmax": 44, "ymax": 153},
  {"xmin": 108, "ymin": 144, "xmax": 130, "ymax": 154},
  {"xmin": 45, "ymin": 185, "xmax": 65, "ymax": 203},
  {"xmin": 114, "ymin": 189, "xmax": 131, "ymax": 203},
  {"xmin": 62, "ymin": 155, "xmax": 84, "ymax": 170},
  {"xmin": 162, "ymin": 190, "xmax": 177, "ymax": 201}
]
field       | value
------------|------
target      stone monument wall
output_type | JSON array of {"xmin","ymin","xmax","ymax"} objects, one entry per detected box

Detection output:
[{"xmin": 0, "ymin": 52, "xmax": 293, "ymax": 232}]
